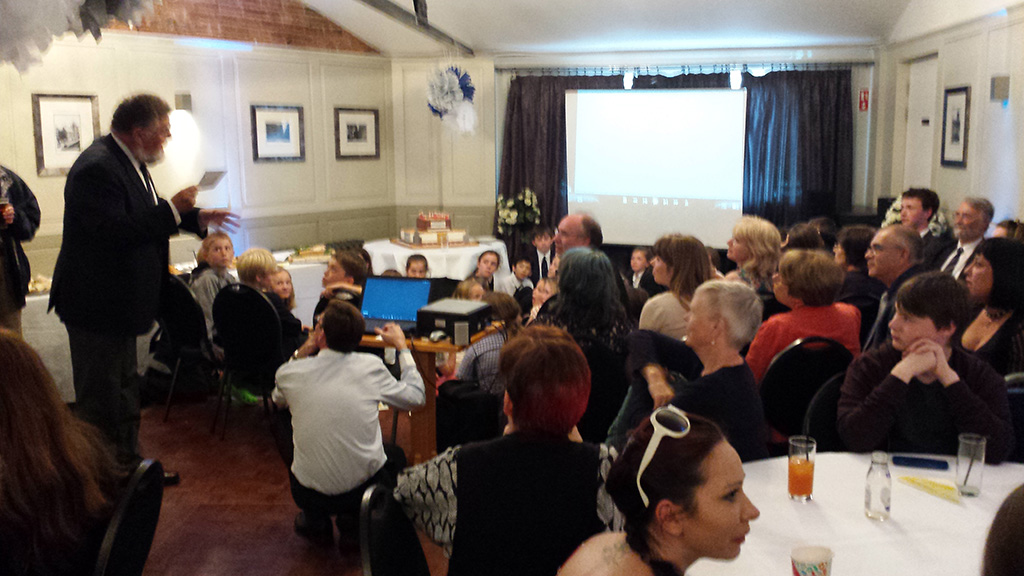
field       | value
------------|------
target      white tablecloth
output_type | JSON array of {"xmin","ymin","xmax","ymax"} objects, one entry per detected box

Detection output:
[
  {"xmin": 363, "ymin": 237, "xmax": 511, "ymax": 281},
  {"xmin": 689, "ymin": 452, "xmax": 1024, "ymax": 576}
]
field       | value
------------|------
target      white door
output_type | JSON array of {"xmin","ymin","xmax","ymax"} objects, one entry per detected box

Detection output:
[{"xmin": 903, "ymin": 56, "xmax": 938, "ymax": 189}]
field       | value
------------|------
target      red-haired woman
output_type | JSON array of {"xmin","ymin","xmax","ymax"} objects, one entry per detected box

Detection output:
[{"xmin": 396, "ymin": 325, "xmax": 622, "ymax": 576}]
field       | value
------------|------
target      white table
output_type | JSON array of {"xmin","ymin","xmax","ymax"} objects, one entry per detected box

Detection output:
[
  {"xmin": 690, "ymin": 452, "xmax": 1024, "ymax": 576},
  {"xmin": 363, "ymin": 237, "xmax": 511, "ymax": 281}
]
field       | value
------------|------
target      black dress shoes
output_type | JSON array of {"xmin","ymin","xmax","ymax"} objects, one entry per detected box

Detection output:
[{"xmin": 163, "ymin": 471, "xmax": 181, "ymax": 486}]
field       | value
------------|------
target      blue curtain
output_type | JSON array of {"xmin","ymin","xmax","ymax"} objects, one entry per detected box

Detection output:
[{"xmin": 743, "ymin": 70, "xmax": 853, "ymax": 226}]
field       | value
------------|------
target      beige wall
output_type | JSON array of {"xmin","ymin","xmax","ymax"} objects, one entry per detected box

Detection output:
[{"xmin": 872, "ymin": 6, "xmax": 1024, "ymax": 221}]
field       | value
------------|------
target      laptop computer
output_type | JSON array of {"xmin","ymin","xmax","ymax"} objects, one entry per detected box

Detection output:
[{"xmin": 360, "ymin": 276, "xmax": 433, "ymax": 334}]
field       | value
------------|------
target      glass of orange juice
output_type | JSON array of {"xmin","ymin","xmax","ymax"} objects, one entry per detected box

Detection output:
[{"xmin": 788, "ymin": 435, "xmax": 816, "ymax": 501}]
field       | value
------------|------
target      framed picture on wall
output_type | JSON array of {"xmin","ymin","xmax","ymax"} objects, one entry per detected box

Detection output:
[
  {"xmin": 334, "ymin": 108, "xmax": 379, "ymax": 159},
  {"xmin": 251, "ymin": 104, "xmax": 305, "ymax": 162},
  {"xmin": 940, "ymin": 86, "xmax": 969, "ymax": 168},
  {"xmin": 31, "ymin": 94, "xmax": 101, "ymax": 176}
]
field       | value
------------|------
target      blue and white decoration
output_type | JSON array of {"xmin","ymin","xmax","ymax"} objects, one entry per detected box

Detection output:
[{"xmin": 427, "ymin": 65, "xmax": 476, "ymax": 134}]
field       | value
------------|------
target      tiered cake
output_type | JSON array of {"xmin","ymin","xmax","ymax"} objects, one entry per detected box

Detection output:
[{"xmin": 399, "ymin": 211, "xmax": 467, "ymax": 245}]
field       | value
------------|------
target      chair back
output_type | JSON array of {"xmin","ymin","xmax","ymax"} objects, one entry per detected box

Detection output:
[
  {"xmin": 802, "ymin": 373, "xmax": 847, "ymax": 452},
  {"xmin": 94, "ymin": 459, "xmax": 164, "ymax": 576},
  {"xmin": 574, "ymin": 335, "xmax": 630, "ymax": 444},
  {"xmin": 760, "ymin": 336, "xmax": 853, "ymax": 437},
  {"xmin": 1006, "ymin": 387, "xmax": 1024, "ymax": 464},
  {"xmin": 212, "ymin": 284, "xmax": 283, "ymax": 372},
  {"xmin": 159, "ymin": 275, "xmax": 207, "ymax": 353},
  {"xmin": 359, "ymin": 484, "xmax": 430, "ymax": 576}
]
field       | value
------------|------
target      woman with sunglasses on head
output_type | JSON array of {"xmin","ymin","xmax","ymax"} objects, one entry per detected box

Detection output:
[{"xmin": 560, "ymin": 409, "xmax": 759, "ymax": 576}]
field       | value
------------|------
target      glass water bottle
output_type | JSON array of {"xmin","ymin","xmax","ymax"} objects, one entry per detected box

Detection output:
[{"xmin": 865, "ymin": 451, "xmax": 891, "ymax": 520}]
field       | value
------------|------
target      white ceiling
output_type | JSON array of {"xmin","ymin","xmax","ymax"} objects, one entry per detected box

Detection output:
[{"xmin": 304, "ymin": 0, "xmax": 915, "ymax": 58}]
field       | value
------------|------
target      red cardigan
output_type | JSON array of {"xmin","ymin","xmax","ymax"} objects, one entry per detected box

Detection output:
[{"xmin": 747, "ymin": 303, "xmax": 862, "ymax": 383}]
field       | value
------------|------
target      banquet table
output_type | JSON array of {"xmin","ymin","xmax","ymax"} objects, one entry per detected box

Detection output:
[
  {"xmin": 689, "ymin": 452, "xmax": 1024, "ymax": 576},
  {"xmin": 20, "ymin": 261, "xmax": 328, "ymax": 403},
  {"xmin": 363, "ymin": 237, "xmax": 511, "ymax": 281}
]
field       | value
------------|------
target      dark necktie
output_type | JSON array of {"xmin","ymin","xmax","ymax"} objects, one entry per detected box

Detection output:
[
  {"xmin": 865, "ymin": 291, "xmax": 892, "ymax": 350},
  {"xmin": 942, "ymin": 247, "xmax": 963, "ymax": 275},
  {"xmin": 139, "ymin": 163, "xmax": 156, "ymax": 204},
  {"xmin": 541, "ymin": 255, "xmax": 548, "ymax": 279}
]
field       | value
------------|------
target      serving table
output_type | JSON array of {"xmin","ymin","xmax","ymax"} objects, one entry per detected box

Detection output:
[{"xmin": 689, "ymin": 452, "xmax": 1024, "ymax": 576}]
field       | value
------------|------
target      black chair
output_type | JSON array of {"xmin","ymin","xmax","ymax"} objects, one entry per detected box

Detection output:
[
  {"xmin": 1006, "ymin": 387, "xmax": 1024, "ymax": 464},
  {"xmin": 359, "ymin": 484, "xmax": 430, "ymax": 576},
  {"xmin": 94, "ymin": 459, "xmax": 164, "ymax": 576},
  {"xmin": 802, "ymin": 372, "xmax": 848, "ymax": 453},
  {"xmin": 158, "ymin": 275, "xmax": 216, "ymax": 422},
  {"xmin": 436, "ymin": 379, "xmax": 503, "ymax": 452},
  {"xmin": 575, "ymin": 335, "xmax": 630, "ymax": 444},
  {"xmin": 211, "ymin": 284, "xmax": 283, "ymax": 438},
  {"xmin": 760, "ymin": 336, "xmax": 854, "ymax": 438}
]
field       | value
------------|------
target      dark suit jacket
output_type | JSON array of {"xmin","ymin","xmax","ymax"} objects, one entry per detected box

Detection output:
[
  {"xmin": 0, "ymin": 165, "xmax": 41, "ymax": 309},
  {"xmin": 50, "ymin": 134, "xmax": 203, "ymax": 336},
  {"xmin": 525, "ymin": 246, "xmax": 554, "ymax": 286},
  {"xmin": 636, "ymin": 268, "xmax": 665, "ymax": 297},
  {"xmin": 931, "ymin": 242, "xmax": 977, "ymax": 281},
  {"xmin": 921, "ymin": 230, "xmax": 955, "ymax": 270}
]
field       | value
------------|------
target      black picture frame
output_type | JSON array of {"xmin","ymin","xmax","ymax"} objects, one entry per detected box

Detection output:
[
  {"xmin": 251, "ymin": 104, "xmax": 305, "ymax": 162},
  {"xmin": 940, "ymin": 86, "xmax": 969, "ymax": 168},
  {"xmin": 334, "ymin": 107, "xmax": 380, "ymax": 159}
]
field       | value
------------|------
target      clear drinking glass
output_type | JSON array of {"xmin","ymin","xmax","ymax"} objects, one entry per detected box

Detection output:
[
  {"xmin": 788, "ymin": 436, "xmax": 816, "ymax": 501},
  {"xmin": 956, "ymin": 433, "xmax": 986, "ymax": 496}
]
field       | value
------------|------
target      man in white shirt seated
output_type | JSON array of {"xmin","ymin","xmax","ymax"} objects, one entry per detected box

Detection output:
[
  {"xmin": 935, "ymin": 198, "xmax": 993, "ymax": 280},
  {"xmin": 272, "ymin": 299, "xmax": 425, "ymax": 548}
]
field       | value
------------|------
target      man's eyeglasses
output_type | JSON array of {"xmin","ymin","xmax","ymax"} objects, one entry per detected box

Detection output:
[{"xmin": 636, "ymin": 405, "xmax": 691, "ymax": 508}]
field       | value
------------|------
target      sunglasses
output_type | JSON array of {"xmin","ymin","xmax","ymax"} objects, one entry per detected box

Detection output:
[{"xmin": 636, "ymin": 405, "xmax": 691, "ymax": 508}]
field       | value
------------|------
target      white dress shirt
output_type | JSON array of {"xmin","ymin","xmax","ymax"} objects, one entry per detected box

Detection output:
[
  {"xmin": 272, "ymin": 348, "xmax": 425, "ymax": 494},
  {"xmin": 940, "ymin": 237, "xmax": 982, "ymax": 279}
]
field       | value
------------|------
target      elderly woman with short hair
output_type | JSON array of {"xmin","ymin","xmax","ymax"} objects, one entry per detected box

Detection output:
[{"xmin": 745, "ymin": 249, "xmax": 861, "ymax": 383}]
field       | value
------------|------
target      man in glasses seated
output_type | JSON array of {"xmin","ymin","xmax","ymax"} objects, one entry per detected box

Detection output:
[
  {"xmin": 395, "ymin": 325, "xmax": 622, "ymax": 576},
  {"xmin": 837, "ymin": 272, "xmax": 1014, "ymax": 463}
]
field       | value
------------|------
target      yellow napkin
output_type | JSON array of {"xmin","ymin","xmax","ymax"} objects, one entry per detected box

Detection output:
[{"xmin": 898, "ymin": 476, "xmax": 961, "ymax": 503}]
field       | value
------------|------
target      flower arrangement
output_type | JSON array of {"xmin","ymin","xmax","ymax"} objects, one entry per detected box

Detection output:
[
  {"xmin": 496, "ymin": 188, "xmax": 541, "ymax": 235},
  {"xmin": 882, "ymin": 192, "xmax": 949, "ymax": 236},
  {"xmin": 427, "ymin": 65, "xmax": 476, "ymax": 133}
]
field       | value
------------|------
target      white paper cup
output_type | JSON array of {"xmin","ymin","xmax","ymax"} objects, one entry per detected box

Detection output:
[{"xmin": 791, "ymin": 546, "xmax": 833, "ymax": 576}]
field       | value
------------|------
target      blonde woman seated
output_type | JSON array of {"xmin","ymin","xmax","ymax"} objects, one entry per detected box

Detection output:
[
  {"xmin": 745, "ymin": 249, "xmax": 862, "ymax": 383},
  {"xmin": 640, "ymin": 234, "xmax": 715, "ymax": 340},
  {"xmin": 0, "ymin": 331, "xmax": 123, "ymax": 576},
  {"xmin": 724, "ymin": 215, "xmax": 782, "ymax": 296},
  {"xmin": 527, "ymin": 277, "xmax": 558, "ymax": 325},
  {"xmin": 560, "ymin": 409, "xmax": 759, "ymax": 576}
]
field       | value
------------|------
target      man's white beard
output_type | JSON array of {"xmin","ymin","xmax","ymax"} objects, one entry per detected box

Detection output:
[{"xmin": 137, "ymin": 147, "xmax": 165, "ymax": 164}]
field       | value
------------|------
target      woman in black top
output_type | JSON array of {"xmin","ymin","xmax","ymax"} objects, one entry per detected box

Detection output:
[{"xmin": 962, "ymin": 238, "xmax": 1024, "ymax": 377}]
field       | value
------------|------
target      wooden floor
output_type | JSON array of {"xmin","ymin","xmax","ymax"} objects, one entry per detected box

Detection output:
[{"xmin": 139, "ymin": 398, "xmax": 449, "ymax": 576}]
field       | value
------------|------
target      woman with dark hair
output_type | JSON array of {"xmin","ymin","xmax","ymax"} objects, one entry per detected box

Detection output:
[
  {"xmin": 783, "ymin": 222, "xmax": 825, "ymax": 251},
  {"xmin": 397, "ymin": 325, "xmax": 621, "ymax": 576},
  {"xmin": 535, "ymin": 247, "xmax": 635, "ymax": 356},
  {"xmin": 535, "ymin": 248, "xmax": 636, "ymax": 441},
  {"xmin": 982, "ymin": 484, "xmax": 1024, "ymax": 576},
  {"xmin": 962, "ymin": 238, "xmax": 1024, "ymax": 376},
  {"xmin": 834, "ymin": 225, "xmax": 886, "ymax": 347},
  {"xmin": 992, "ymin": 219, "xmax": 1023, "ymax": 241},
  {"xmin": 639, "ymin": 234, "xmax": 715, "ymax": 340},
  {"xmin": 560, "ymin": 410, "xmax": 759, "ymax": 576},
  {"xmin": 0, "ymin": 330, "xmax": 123, "ymax": 575},
  {"xmin": 746, "ymin": 249, "xmax": 861, "ymax": 382}
]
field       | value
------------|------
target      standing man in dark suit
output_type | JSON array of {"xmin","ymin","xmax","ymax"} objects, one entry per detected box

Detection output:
[
  {"xmin": 525, "ymin": 225, "xmax": 555, "ymax": 286},
  {"xmin": 50, "ymin": 94, "xmax": 237, "ymax": 481},
  {"xmin": 934, "ymin": 198, "xmax": 993, "ymax": 281}
]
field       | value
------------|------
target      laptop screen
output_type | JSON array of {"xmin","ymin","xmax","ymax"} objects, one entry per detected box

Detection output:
[{"xmin": 360, "ymin": 277, "xmax": 433, "ymax": 322}]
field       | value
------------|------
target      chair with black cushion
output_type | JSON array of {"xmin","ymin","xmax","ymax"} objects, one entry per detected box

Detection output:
[
  {"xmin": 436, "ymin": 379, "xmax": 503, "ymax": 452},
  {"xmin": 802, "ymin": 372, "xmax": 848, "ymax": 453},
  {"xmin": 94, "ymin": 459, "xmax": 164, "ymax": 576},
  {"xmin": 158, "ymin": 275, "xmax": 216, "ymax": 422},
  {"xmin": 1006, "ymin": 387, "xmax": 1024, "ymax": 464},
  {"xmin": 574, "ymin": 335, "xmax": 630, "ymax": 444},
  {"xmin": 211, "ymin": 284, "xmax": 283, "ymax": 438},
  {"xmin": 360, "ymin": 483, "xmax": 430, "ymax": 576},
  {"xmin": 760, "ymin": 337, "xmax": 854, "ymax": 439}
]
